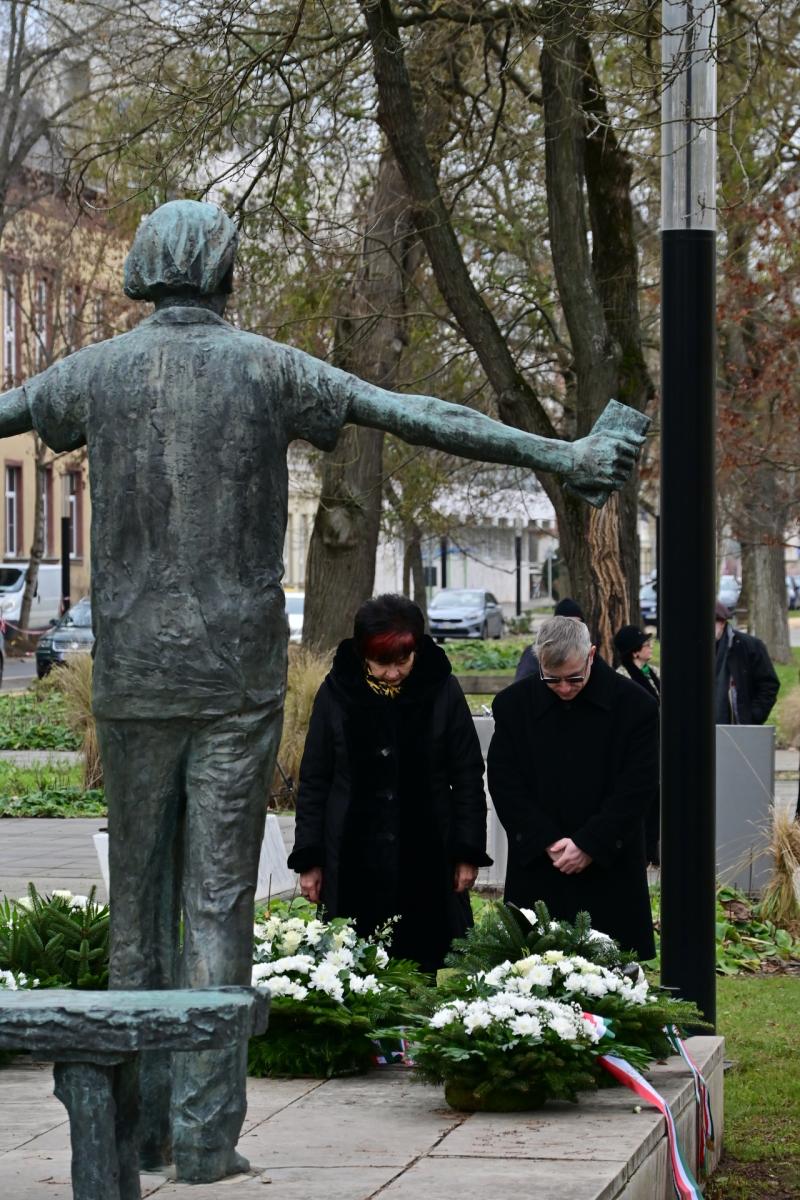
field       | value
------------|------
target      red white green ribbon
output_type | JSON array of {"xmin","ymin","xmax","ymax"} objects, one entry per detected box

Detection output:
[
  {"xmin": 664, "ymin": 1025, "xmax": 715, "ymax": 1173},
  {"xmin": 598, "ymin": 1053, "xmax": 703, "ymax": 1200}
]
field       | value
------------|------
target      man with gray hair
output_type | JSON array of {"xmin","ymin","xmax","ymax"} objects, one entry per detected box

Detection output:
[{"xmin": 488, "ymin": 616, "xmax": 658, "ymax": 958}]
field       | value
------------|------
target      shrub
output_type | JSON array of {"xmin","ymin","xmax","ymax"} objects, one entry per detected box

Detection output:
[
  {"xmin": 51, "ymin": 655, "xmax": 103, "ymax": 790},
  {"xmin": 0, "ymin": 886, "xmax": 109, "ymax": 988},
  {"xmin": 271, "ymin": 645, "xmax": 330, "ymax": 808}
]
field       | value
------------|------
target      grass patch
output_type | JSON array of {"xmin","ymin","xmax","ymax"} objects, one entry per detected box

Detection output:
[
  {"xmin": 707, "ymin": 975, "xmax": 800, "ymax": 1199},
  {"xmin": 0, "ymin": 690, "xmax": 80, "ymax": 752},
  {"xmin": 0, "ymin": 761, "xmax": 105, "ymax": 818},
  {"xmin": 0, "ymin": 762, "xmax": 83, "ymax": 795}
]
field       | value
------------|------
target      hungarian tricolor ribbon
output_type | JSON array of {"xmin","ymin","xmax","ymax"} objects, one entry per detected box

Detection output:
[
  {"xmin": 597, "ymin": 1052, "xmax": 703, "ymax": 1200},
  {"xmin": 664, "ymin": 1025, "xmax": 716, "ymax": 1173}
]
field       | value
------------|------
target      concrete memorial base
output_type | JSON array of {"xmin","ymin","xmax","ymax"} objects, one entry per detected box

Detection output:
[{"xmin": 0, "ymin": 1035, "xmax": 723, "ymax": 1198}]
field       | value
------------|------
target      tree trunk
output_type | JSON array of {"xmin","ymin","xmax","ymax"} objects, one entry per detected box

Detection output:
[
  {"xmin": 361, "ymin": 3, "xmax": 649, "ymax": 663},
  {"xmin": 401, "ymin": 522, "xmax": 427, "ymax": 623},
  {"xmin": 19, "ymin": 437, "xmax": 47, "ymax": 637},
  {"xmin": 302, "ymin": 151, "xmax": 417, "ymax": 652},
  {"xmin": 741, "ymin": 540, "xmax": 790, "ymax": 663}
]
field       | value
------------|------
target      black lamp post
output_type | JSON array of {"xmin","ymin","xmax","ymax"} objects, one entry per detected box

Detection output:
[
  {"xmin": 659, "ymin": 0, "xmax": 717, "ymax": 1026},
  {"xmin": 60, "ymin": 476, "xmax": 71, "ymax": 616}
]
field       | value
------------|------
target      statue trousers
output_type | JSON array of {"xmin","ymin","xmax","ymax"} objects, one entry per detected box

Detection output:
[{"xmin": 97, "ymin": 705, "xmax": 283, "ymax": 1181}]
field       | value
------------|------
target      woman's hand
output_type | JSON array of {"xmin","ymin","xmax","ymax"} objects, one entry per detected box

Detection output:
[
  {"xmin": 453, "ymin": 863, "xmax": 479, "ymax": 893},
  {"xmin": 299, "ymin": 867, "xmax": 323, "ymax": 903}
]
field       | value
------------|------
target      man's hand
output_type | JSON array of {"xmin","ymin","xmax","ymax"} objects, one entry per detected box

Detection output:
[
  {"xmin": 453, "ymin": 863, "xmax": 479, "ymax": 893},
  {"xmin": 547, "ymin": 838, "xmax": 592, "ymax": 875},
  {"xmin": 299, "ymin": 867, "xmax": 323, "ymax": 903},
  {"xmin": 570, "ymin": 430, "xmax": 643, "ymax": 492}
]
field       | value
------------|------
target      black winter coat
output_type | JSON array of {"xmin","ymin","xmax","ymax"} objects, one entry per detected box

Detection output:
[
  {"xmin": 288, "ymin": 636, "xmax": 490, "ymax": 971},
  {"xmin": 719, "ymin": 627, "xmax": 780, "ymax": 725},
  {"xmin": 487, "ymin": 657, "xmax": 657, "ymax": 959}
]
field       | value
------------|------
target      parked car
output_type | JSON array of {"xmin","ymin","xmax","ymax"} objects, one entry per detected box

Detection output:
[
  {"xmin": 428, "ymin": 589, "xmax": 504, "ymax": 641},
  {"xmin": 35, "ymin": 598, "xmax": 94, "ymax": 678},
  {"xmin": 717, "ymin": 575, "xmax": 741, "ymax": 611},
  {"xmin": 285, "ymin": 591, "xmax": 304, "ymax": 643},
  {"xmin": 0, "ymin": 562, "xmax": 64, "ymax": 630},
  {"xmin": 639, "ymin": 581, "xmax": 658, "ymax": 629}
]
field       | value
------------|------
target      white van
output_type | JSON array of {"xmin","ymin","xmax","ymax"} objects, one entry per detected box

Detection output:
[{"xmin": 0, "ymin": 562, "xmax": 66, "ymax": 630}]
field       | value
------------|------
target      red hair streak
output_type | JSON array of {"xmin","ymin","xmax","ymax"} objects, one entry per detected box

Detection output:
[{"xmin": 362, "ymin": 629, "xmax": 417, "ymax": 664}]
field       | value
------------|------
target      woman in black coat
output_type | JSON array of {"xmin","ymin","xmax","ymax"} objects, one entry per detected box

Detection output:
[
  {"xmin": 614, "ymin": 624, "xmax": 661, "ymax": 865},
  {"xmin": 488, "ymin": 616, "xmax": 657, "ymax": 960},
  {"xmin": 288, "ymin": 594, "xmax": 491, "ymax": 972}
]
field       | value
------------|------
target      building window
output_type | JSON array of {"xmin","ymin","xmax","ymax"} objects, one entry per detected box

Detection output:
[
  {"xmin": 92, "ymin": 295, "xmax": 106, "ymax": 343},
  {"xmin": 34, "ymin": 278, "xmax": 50, "ymax": 370},
  {"xmin": 67, "ymin": 470, "xmax": 83, "ymax": 559},
  {"xmin": 5, "ymin": 464, "xmax": 22, "ymax": 557},
  {"xmin": 66, "ymin": 286, "xmax": 82, "ymax": 352},
  {"xmin": 42, "ymin": 465, "xmax": 54, "ymax": 557},
  {"xmin": 3, "ymin": 275, "xmax": 18, "ymax": 387}
]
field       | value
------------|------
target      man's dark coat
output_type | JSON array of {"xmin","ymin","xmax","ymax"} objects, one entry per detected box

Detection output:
[
  {"xmin": 288, "ymin": 636, "xmax": 490, "ymax": 971},
  {"xmin": 488, "ymin": 657, "xmax": 657, "ymax": 959},
  {"xmin": 718, "ymin": 626, "xmax": 780, "ymax": 725}
]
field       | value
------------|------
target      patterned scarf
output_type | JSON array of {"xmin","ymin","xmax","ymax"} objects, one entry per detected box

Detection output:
[{"xmin": 364, "ymin": 669, "xmax": 404, "ymax": 699}]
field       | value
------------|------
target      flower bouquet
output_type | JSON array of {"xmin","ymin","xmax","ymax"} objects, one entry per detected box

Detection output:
[
  {"xmin": 412, "ymin": 901, "xmax": 707, "ymax": 1111},
  {"xmin": 249, "ymin": 903, "xmax": 426, "ymax": 1079},
  {"xmin": 411, "ymin": 990, "xmax": 623, "ymax": 1111}
]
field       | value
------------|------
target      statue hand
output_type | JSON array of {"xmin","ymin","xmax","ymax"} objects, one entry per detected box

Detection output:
[{"xmin": 570, "ymin": 429, "xmax": 644, "ymax": 492}]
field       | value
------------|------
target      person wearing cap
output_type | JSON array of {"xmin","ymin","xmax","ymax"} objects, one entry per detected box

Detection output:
[
  {"xmin": 614, "ymin": 624, "xmax": 660, "ymax": 864},
  {"xmin": 715, "ymin": 602, "xmax": 779, "ymax": 725},
  {"xmin": 514, "ymin": 597, "xmax": 585, "ymax": 682},
  {"xmin": 489, "ymin": 615, "xmax": 658, "ymax": 960}
]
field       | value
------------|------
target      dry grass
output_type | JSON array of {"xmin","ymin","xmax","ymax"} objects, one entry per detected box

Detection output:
[
  {"xmin": 55, "ymin": 655, "xmax": 103, "ymax": 790},
  {"xmin": 759, "ymin": 807, "xmax": 800, "ymax": 931},
  {"xmin": 779, "ymin": 687, "xmax": 800, "ymax": 749},
  {"xmin": 272, "ymin": 644, "xmax": 331, "ymax": 808}
]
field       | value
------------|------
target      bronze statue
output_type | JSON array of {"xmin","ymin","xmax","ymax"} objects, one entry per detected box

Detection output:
[{"xmin": 0, "ymin": 201, "xmax": 647, "ymax": 1182}]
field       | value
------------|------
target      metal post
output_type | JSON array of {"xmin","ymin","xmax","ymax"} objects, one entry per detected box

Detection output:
[
  {"xmin": 439, "ymin": 535, "xmax": 448, "ymax": 590},
  {"xmin": 514, "ymin": 533, "xmax": 522, "ymax": 616},
  {"xmin": 60, "ymin": 477, "xmax": 71, "ymax": 615},
  {"xmin": 659, "ymin": 0, "xmax": 717, "ymax": 1026}
]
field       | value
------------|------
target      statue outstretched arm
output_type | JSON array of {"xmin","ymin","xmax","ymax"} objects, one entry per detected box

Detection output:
[
  {"xmin": 346, "ymin": 386, "xmax": 648, "ymax": 506},
  {"xmin": 0, "ymin": 388, "xmax": 33, "ymax": 437}
]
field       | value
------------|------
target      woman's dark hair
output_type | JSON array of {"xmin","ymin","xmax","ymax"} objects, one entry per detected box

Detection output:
[{"xmin": 354, "ymin": 594, "xmax": 424, "ymax": 664}]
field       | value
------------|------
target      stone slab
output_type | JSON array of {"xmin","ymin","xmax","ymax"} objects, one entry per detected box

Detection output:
[
  {"xmin": 0, "ymin": 987, "xmax": 268, "ymax": 1054},
  {"xmin": 376, "ymin": 1155, "xmax": 629, "ymax": 1200}
]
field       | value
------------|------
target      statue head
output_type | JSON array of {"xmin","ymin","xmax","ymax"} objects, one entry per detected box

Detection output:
[{"xmin": 123, "ymin": 200, "xmax": 239, "ymax": 308}]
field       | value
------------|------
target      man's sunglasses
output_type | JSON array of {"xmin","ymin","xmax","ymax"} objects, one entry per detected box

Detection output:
[{"xmin": 539, "ymin": 653, "xmax": 591, "ymax": 686}]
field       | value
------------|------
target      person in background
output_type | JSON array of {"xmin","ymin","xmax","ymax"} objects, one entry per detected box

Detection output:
[
  {"xmin": 489, "ymin": 616, "xmax": 657, "ymax": 960},
  {"xmin": 614, "ymin": 624, "xmax": 661, "ymax": 865},
  {"xmin": 715, "ymin": 601, "xmax": 779, "ymax": 725},
  {"xmin": 515, "ymin": 597, "xmax": 585, "ymax": 682},
  {"xmin": 289, "ymin": 594, "xmax": 491, "ymax": 973}
]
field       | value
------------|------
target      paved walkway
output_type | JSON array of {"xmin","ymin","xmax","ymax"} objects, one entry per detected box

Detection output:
[{"xmin": 0, "ymin": 1038, "xmax": 724, "ymax": 1200}]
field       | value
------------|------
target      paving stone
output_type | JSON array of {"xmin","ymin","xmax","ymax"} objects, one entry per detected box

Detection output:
[{"xmin": 376, "ymin": 1155, "xmax": 629, "ymax": 1200}]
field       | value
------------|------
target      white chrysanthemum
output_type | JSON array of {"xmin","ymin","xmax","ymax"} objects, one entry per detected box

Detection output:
[
  {"xmin": 586, "ymin": 928, "xmax": 613, "ymax": 944},
  {"xmin": 262, "ymin": 974, "xmax": 309, "ymax": 1001},
  {"xmin": 280, "ymin": 929, "xmax": 304, "ymax": 954},
  {"xmin": 485, "ymin": 962, "xmax": 513, "ymax": 987},
  {"xmin": 325, "ymin": 947, "xmax": 354, "ymax": 970},
  {"xmin": 375, "ymin": 946, "xmax": 389, "ymax": 968},
  {"xmin": 70, "ymin": 895, "xmax": 90, "ymax": 909},
  {"xmin": 548, "ymin": 1013, "xmax": 579, "ymax": 1040},
  {"xmin": 303, "ymin": 920, "xmax": 325, "ymax": 946},
  {"xmin": 52, "ymin": 889, "xmax": 73, "ymax": 900},
  {"xmin": 349, "ymin": 973, "xmax": 381, "ymax": 995},
  {"xmin": 309, "ymin": 962, "xmax": 345, "ymax": 1002},
  {"xmin": 543, "ymin": 950, "xmax": 564, "ymax": 963},
  {"xmin": 430, "ymin": 1007, "xmax": 459, "ymax": 1028},
  {"xmin": 332, "ymin": 927, "xmax": 357, "ymax": 950},
  {"xmin": 486, "ymin": 998, "xmax": 515, "ymax": 1020},
  {"xmin": 463, "ymin": 1009, "xmax": 493, "ymax": 1033},
  {"xmin": 253, "ymin": 954, "xmax": 314, "ymax": 977},
  {"xmin": 15, "ymin": 896, "xmax": 33, "ymax": 910},
  {"xmin": 284, "ymin": 917, "xmax": 307, "ymax": 932},
  {"xmin": 0, "ymin": 969, "xmax": 19, "ymax": 990},
  {"xmin": 509, "ymin": 1013, "xmax": 543, "ymax": 1038}
]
